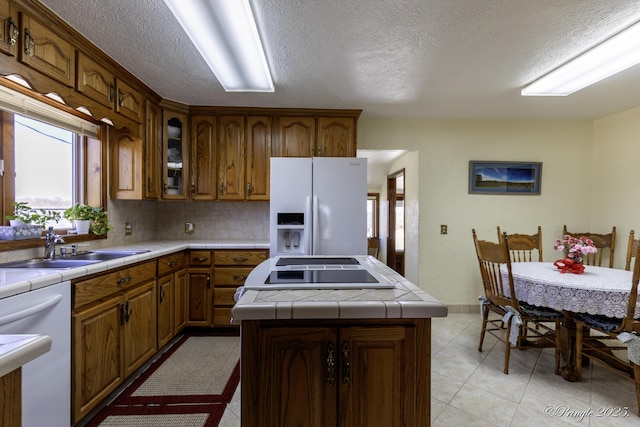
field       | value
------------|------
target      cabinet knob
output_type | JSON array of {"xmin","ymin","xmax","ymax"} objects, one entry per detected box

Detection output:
[
  {"xmin": 326, "ymin": 342, "xmax": 335, "ymax": 385},
  {"xmin": 342, "ymin": 342, "xmax": 350, "ymax": 385}
]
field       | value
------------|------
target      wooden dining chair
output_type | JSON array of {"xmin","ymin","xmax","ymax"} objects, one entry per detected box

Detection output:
[
  {"xmin": 497, "ymin": 226, "xmax": 543, "ymax": 262},
  {"xmin": 562, "ymin": 225, "xmax": 616, "ymax": 268},
  {"xmin": 574, "ymin": 250, "xmax": 640, "ymax": 416},
  {"xmin": 367, "ymin": 237, "xmax": 381, "ymax": 259},
  {"xmin": 473, "ymin": 229, "xmax": 562, "ymax": 374},
  {"xmin": 626, "ymin": 230, "xmax": 639, "ymax": 271}
]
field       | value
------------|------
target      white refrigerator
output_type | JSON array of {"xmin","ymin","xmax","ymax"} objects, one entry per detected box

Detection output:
[{"xmin": 270, "ymin": 157, "xmax": 367, "ymax": 257}]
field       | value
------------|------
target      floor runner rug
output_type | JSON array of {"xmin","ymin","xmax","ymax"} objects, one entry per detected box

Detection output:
[{"xmin": 85, "ymin": 333, "xmax": 240, "ymax": 427}]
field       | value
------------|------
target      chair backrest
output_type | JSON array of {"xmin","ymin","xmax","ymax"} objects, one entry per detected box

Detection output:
[
  {"xmin": 472, "ymin": 229, "xmax": 518, "ymax": 309},
  {"xmin": 562, "ymin": 225, "xmax": 616, "ymax": 268},
  {"xmin": 623, "ymin": 246, "xmax": 640, "ymax": 332},
  {"xmin": 497, "ymin": 226, "xmax": 543, "ymax": 262},
  {"xmin": 625, "ymin": 230, "xmax": 639, "ymax": 271},
  {"xmin": 367, "ymin": 237, "xmax": 380, "ymax": 259}
]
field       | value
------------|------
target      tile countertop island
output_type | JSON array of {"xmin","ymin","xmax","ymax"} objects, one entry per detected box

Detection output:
[{"xmin": 232, "ymin": 255, "xmax": 447, "ymax": 427}]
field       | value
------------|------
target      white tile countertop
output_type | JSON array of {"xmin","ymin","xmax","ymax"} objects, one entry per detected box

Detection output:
[
  {"xmin": 232, "ymin": 255, "xmax": 448, "ymax": 321},
  {"xmin": 0, "ymin": 334, "xmax": 51, "ymax": 377},
  {"xmin": 0, "ymin": 239, "xmax": 269, "ymax": 300}
]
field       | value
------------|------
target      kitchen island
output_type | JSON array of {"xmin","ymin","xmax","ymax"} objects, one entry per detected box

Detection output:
[{"xmin": 232, "ymin": 255, "xmax": 447, "ymax": 427}]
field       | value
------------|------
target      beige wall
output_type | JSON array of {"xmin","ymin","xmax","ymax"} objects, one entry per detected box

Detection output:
[{"xmin": 358, "ymin": 118, "xmax": 594, "ymax": 306}]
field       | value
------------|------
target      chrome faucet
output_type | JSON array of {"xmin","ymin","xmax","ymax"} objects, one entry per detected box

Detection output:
[{"xmin": 44, "ymin": 227, "xmax": 64, "ymax": 259}]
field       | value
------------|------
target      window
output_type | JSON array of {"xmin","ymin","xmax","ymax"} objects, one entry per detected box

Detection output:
[{"xmin": 367, "ymin": 193, "xmax": 379, "ymax": 238}]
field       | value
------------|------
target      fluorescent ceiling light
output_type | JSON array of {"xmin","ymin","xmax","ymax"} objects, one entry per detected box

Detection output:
[
  {"xmin": 163, "ymin": 0, "xmax": 274, "ymax": 92},
  {"xmin": 522, "ymin": 20, "xmax": 640, "ymax": 96}
]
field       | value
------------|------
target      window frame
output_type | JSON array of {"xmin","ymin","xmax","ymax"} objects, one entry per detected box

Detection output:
[{"xmin": 367, "ymin": 192, "xmax": 380, "ymax": 239}]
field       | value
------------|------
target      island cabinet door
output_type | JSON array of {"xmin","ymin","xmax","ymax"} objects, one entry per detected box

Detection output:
[
  {"xmin": 338, "ymin": 326, "xmax": 416, "ymax": 427},
  {"xmin": 257, "ymin": 327, "xmax": 338, "ymax": 427}
]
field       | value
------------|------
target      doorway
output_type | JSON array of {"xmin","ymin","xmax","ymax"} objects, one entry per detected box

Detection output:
[{"xmin": 387, "ymin": 169, "xmax": 404, "ymax": 275}]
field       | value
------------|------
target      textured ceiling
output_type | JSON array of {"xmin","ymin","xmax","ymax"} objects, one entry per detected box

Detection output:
[{"xmin": 39, "ymin": 0, "xmax": 640, "ymax": 120}]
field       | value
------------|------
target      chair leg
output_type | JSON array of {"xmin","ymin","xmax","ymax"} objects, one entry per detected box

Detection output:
[
  {"xmin": 478, "ymin": 306, "xmax": 489, "ymax": 352},
  {"xmin": 575, "ymin": 322, "xmax": 584, "ymax": 379},
  {"xmin": 504, "ymin": 318, "xmax": 512, "ymax": 375},
  {"xmin": 633, "ymin": 363, "xmax": 640, "ymax": 417},
  {"xmin": 554, "ymin": 319, "xmax": 561, "ymax": 375}
]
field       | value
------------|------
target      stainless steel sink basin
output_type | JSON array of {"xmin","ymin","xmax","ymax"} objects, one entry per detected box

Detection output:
[
  {"xmin": 71, "ymin": 249, "xmax": 150, "ymax": 261},
  {"xmin": 0, "ymin": 258, "xmax": 102, "ymax": 269}
]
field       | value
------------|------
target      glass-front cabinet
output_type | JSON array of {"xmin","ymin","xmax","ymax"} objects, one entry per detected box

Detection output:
[{"xmin": 162, "ymin": 108, "xmax": 189, "ymax": 199}]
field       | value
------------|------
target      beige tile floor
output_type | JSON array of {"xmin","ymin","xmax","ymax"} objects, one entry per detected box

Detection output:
[{"xmin": 219, "ymin": 312, "xmax": 640, "ymax": 426}]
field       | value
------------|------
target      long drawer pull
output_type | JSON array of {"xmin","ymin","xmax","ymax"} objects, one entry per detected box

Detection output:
[
  {"xmin": 167, "ymin": 260, "xmax": 177, "ymax": 267},
  {"xmin": 192, "ymin": 257, "xmax": 208, "ymax": 262},
  {"xmin": 342, "ymin": 342, "xmax": 350, "ymax": 385},
  {"xmin": 233, "ymin": 256, "xmax": 248, "ymax": 262},
  {"xmin": 232, "ymin": 274, "xmax": 247, "ymax": 282},
  {"xmin": 117, "ymin": 276, "xmax": 132, "ymax": 285},
  {"xmin": 326, "ymin": 342, "xmax": 335, "ymax": 385}
]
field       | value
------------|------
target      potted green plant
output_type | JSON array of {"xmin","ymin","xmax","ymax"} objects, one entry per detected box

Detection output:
[
  {"xmin": 64, "ymin": 204, "xmax": 112, "ymax": 235},
  {"xmin": 4, "ymin": 201, "xmax": 35, "ymax": 226}
]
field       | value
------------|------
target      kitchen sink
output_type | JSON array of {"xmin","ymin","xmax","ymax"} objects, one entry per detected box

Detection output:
[
  {"xmin": 0, "ymin": 258, "xmax": 102, "ymax": 269},
  {"xmin": 71, "ymin": 249, "xmax": 150, "ymax": 261}
]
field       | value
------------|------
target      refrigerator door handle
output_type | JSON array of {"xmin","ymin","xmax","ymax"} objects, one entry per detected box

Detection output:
[
  {"xmin": 312, "ymin": 195, "xmax": 319, "ymax": 255},
  {"xmin": 306, "ymin": 195, "xmax": 313, "ymax": 255}
]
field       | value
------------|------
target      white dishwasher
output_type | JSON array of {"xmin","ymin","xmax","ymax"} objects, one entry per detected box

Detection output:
[{"xmin": 0, "ymin": 280, "xmax": 70, "ymax": 427}]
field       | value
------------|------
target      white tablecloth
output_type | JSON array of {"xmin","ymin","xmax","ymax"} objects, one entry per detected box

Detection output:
[{"xmin": 500, "ymin": 262, "xmax": 636, "ymax": 318}]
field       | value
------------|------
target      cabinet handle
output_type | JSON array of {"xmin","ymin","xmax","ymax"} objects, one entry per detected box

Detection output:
[
  {"xmin": 232, "ymin": 274, "xmax": 247, "ymax": 282},
  {"xmin": 120, "ymin": 303, "xmax": 127, "ymax": 325},
  {"xmin": 342, "ymin": 342, "xmax": 350, "ymax": 385},
  {"xmin": 108, "ymin": 83, "xmax": 115, "ymax": 103},
  {"xmin": 23, "ymin": 28, "xmax": 34, "ymax": 56},
  {"xmin": 233, "ymin": 256, "xmax": 248, "ymax": 262},
  {"xmin": 207, "ymin": 275, "xmax": 211, "ymax": 288},
  {"xmin": 168, "ymin": 260, "xmax": 177, "ymax": 267},
  {"xmin": 126, "ymin": 301, "xmax": 132, "ymax": 322},
  {"xmin": 8, "ymin": 17, "xmax": 18, "ymax": 46},
  {"xmin": 117, "ymin": 276, "xmax": 132, "ymax": 285},
  {"xmin": 192, "ymin": 257, "xmax": 208, "ymax": 262},
  {"xmin": 118, "ymin": 88, "xmax": 124, "ymax": 107},
  {"xmin": 191, "ymin": 182, "xmax": 195, "ymax": 196},
  {"xmin": 247, "ymin": 182, "xmax": 251, "ymax": 195},
  {"xmin": 159, "ymin": 285, "xmax": 165, "ymax": 303},
  {"xmin": 147, "ymin": 176, "xmax": 152, "ymax": 192},
  {"xmin": 163, "ymin": 180, "xmax": 168, "ymax": 193},
  {"xmin": 219, "ymin": 183, "xmax": 224, "ymax": 195},
  {"xmin": 326, "ymin": 342, "xmax": 335, "ymax": 385}
]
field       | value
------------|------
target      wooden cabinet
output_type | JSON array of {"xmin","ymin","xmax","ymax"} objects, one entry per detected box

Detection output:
[
  {"xmin": 174, "ymin": 269, "xmax": 188, "ymax": 332},
  {"xmin": 71, "ymin": 261, "xmax": 157, "ymax": 424},
  {"xmin": 213, "ymin": 249, "xmax": 267, "ymax": 327},
  {"xmin": 0, "ymin": 368, "xmax": 21, "ymax": 426},
  {"xmin": 115, "ymin": 78, "xmax": 143, "ymax": 123},
  {"xmin": 218, "ymin": 115, "xmax": 245, "ymax": 200},
  {"xmin": 275, "ymin": 116, "xmax": 357, "ymax": 157},
  {"xmin": 246, "ymin": 115, "xmax": 271, "ymax": 200},
  {"xmin": 109, "ymin": 127, "xmax": 143, "ymax": 200},
  {"xmin": 144, "ymin": 100, "xmax": 162, "ymax": 199},
  {"xmin": 242, "ymin": 319, "xmax": 427, "ymax": 427},
  {"xmin": 18, "ymin": 12, "xmax": 75, "ymax": 87},
  {"xmin": 190, "ymin": 115, "xmax": 217, "ymax": 200},
  {"xmin": 156, "ymin": 252, "xmax": 186, "ymax": 348},
  {"xmin": 0, "ymin": 1, "xmax": 18, "ymax": 57},
  {"xmin": 187, "ymin": 250, "xmax": 213, "ymax": 326},
  {"xmin": 162, "ymin": 107, "xmax": 189, "ymax": 199}
]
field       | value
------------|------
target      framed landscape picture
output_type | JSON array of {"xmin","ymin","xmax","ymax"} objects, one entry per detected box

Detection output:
[{"xmin": 469, "ymin": 161, "xmax": 542, "ymax": 195}]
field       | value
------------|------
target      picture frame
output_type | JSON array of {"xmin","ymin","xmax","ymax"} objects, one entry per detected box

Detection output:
[{"xmin": 469, "ymin": 161, "xmax": 542, "ymax": 195}]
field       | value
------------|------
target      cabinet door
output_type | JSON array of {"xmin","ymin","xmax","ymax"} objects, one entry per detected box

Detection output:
[
  {"xmin": 339, "ymin": 326, "xmax": 416, "ymax": 427},
  {"xmin": 123, "ymin": 281, "xmax": 157, "ymax": 377},
  {"xmin": 174, "ymin": 269, "xmax": 188, "ymax": 333},
  {"xmin": 115, "ymin": 79, "xmax": 143, "ymax": 123},
  {"xmin": 76, "ymin": 52, "xmax": 115, "ymax": 109},
  {"xmin": 187, "ymin": 271, "xmax": 211, "ymax": 326},
  {"xmin": 0, "ymin": 1, "xmax": 18, "ymax": 56},
  {"xmin": 162, "ymin": 110, "xmax": 189, "ymax": 199},
  {"xmin": 274, "ymin": 116, "xmax": 315, "ymax": 157},
  {"xmin": 157, "ymin": 274, "xmax": 175, "ymax": 348},
  {"xmin": 72, "ymin": 295, "xmax": 123, "ymax": 424},
  {"xmin": 144, "ymin": 100, "xmax": 162, "ymax": 199},
  {"xmin": 218, "ymin": 115, "xmax": 245, "ymax": 200},
  {"xmin": 19, "ymin": 13, "xmax": 75, "ymax": 87},
  {"xmin": 317, "ymin": 117, "xmax": 356, "ymax": 157},
  {"xmin": 258, "ymin": 327, "xmax": 337, "ymax": 427},
  {"xmin": 110, "ymin": 128, "xmax": 143, "ymax": 200},
  {"xmin": 246, "ymin": 115, "xmax": 271, "ymax": 200},
  {"xmin": 190, "ymin": 115, "xmax": 217, "ymax": 200}
]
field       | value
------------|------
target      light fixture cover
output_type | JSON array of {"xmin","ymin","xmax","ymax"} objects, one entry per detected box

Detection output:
[
  {"xmin": 522, "ymin": 20, "xmax": 640, "ymax": 96},
  {"xmin": 163, "ymin": 0, "xmax": 274, "ymax": 92}
]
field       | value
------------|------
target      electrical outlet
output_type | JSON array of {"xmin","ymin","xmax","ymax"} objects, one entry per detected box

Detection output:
[
  {"xmin": 185, "ymin": 222, "xmax": 195, "ymax": 234},
  {"xmin": 125, "ymin": 222, "xmax": 132, "ymax": 235},
  {"xmin": 440, "ymin": 224, "xmax": 448, "ymax": 235}
]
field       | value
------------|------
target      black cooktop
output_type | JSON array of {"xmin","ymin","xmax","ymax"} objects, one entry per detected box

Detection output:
[
  {"xmin": 275, "ymin": 257, "xmax": 360, "ymax": 266},
  {"xmin": 265, "ymin": 269, "xmax": 378, "ymax": 284}
]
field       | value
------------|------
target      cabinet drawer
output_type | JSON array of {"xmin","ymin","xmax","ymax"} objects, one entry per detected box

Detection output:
[
  {"xmin": 189, "ymin": 250, "xmax": 212, "ymax": 266},
  {"xmin": 213, "ymin": 307, "xmax": 236, "ymax": 327},
  {"xmin": 214, "ymin": 267, "xmax": 253, "ymax": 285},
  {"xmin": 157, "ymin": 252, "xmax": 185, "ymax": 276},
  {"xmin": 214, "ymin": 287, "xmax": 237, "ymax": 306},
  {"xmin": 73, "ymin": 261, "xmax": 156, "ymax": 308},
  {"xmin": 214, "ymin": 250, "xmax": 267, "ymax": 266}
]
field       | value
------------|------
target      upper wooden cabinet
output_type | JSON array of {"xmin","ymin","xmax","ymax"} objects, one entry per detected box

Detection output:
[
  {"xmin": 109, "ymin": 127, "xmax": 143, "ymax": 200},
  {"xmin": 0, "ymin": 0, "xmax": 18, "ymax": 57},
  {"xmin": 274, "ymin": 115, "xmax": 358, "ymax": 157},
  {"xmin": 191, "ymin": 115, "xmax": 217, "ymax": 200},
  {"xmin": 115, "ymin": 78, "xmax": 143, "ymax": 123},
  {"xmin": 18, "ymin": 12, "xmax": 75, "ymax": 87},
  {"xmin": 218, "ymin": 115, "xmax": 245, "ymax": 200},
  {"xmin": 246, "ymin": 115, "xmax": 271, "ymax": 200},
  {"xmin": 76, "ymin": 52, "xmax": 115, "ymax": 109},
  {"xmin": 144, "ymin": 100, "xmax": 162, "ymax": 199},
  {"xmin": 162, "ymin": 107, "xmax": 189, "ymax": 200}
]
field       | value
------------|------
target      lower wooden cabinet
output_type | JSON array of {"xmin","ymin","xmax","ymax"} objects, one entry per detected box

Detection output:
[
  {"xmin": 187, "ymin": 250, "xmax": 213, "ymax": 326},
  {"xmin": 157, "ymin": 252, "xmax": 187, "ymax": 347},
  {"xmin": 157, "ymin": 274, "xmax": 175, "ymax": 348},
  {"xmin": 241, "ymin": 319, "xmax": 430, "ymax": 427}
]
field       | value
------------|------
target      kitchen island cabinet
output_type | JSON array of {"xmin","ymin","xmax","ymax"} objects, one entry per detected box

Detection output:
[{"xmin": 233, "ymin": 255, "xmax": 446, "ymax": 427}]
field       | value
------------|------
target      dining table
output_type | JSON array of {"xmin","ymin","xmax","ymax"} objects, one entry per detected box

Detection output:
[{"xmin": 500, "ymin": 262, "xmax": 636, "ymax": 381}]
